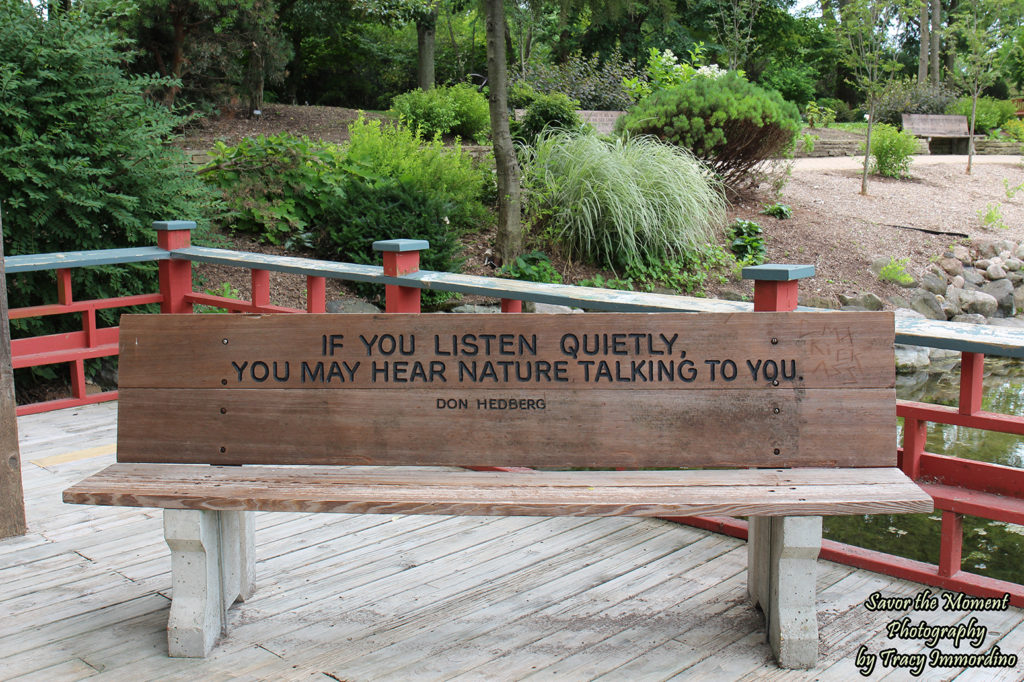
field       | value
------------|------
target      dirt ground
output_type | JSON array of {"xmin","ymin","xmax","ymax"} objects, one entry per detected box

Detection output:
[{"xmin": 180, "ymin": 105, "xmax": 1024, "ymax": 310}]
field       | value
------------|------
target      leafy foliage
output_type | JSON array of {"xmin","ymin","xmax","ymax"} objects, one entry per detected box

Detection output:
[
  {"xmin": 946, "ymin": 96, "xmax": 1018, "ymax": 134},
  {"xmin": 622, "ymin": 44, "xmax": 722, "ymax": 102},
  {"xmin": 873, "ymin": 78, "xmax": 959, "ymax": 128},
  {"xmin": 758, "ymin": 59, "xmax": 817, "ymax": 105},
  {"xmin": 623, "ymin": 244, "xmax": 734, "ymax": 294},
  {"xmin": 507, "ymin": 81, "xmax": 539, "ymax": 108},
  {"xmin": 498, "ymin": 251, "xmax": 562, "ymax": 284},
  {"xmin": 0, "ymin": 1, "xmax": 215, "ymax": 335},
  {"xmin": 803, "ymin": 102, "xmax": 836, "ymax": 128},
  {"xmin": 519, "ymin": 49, "xmax": 639, "ymax": 110},
  {"xmin": 865, "ymin": 123, "xmax": 917, "ymax": 178},
  {"xmin": 521, "ymin": 132, "xmax": 726, "ymax": 270},
  {"xmin": 727, "ymin": 219, "xmax": 766, "ymax": 265},
  {"xmin": 1001, "ymin": 118, "xmax": 1024, "ymax": 142},
  {"xmin": 761, "ymin": 203, "xmax": 792, "ymax": 219},
  {"xmin": 200, "ymin": 117, "xmax": 489, "ymax": 246},
  {"xmin": 390, "ymin": 82, "xmax": 490, "ymax": 141},
  {"xmin": 877, "ymin": 257, "xmax": 914, "ymax": 285},
  {"xmin": 200, "ymin": 132, "xmax": 347, "ymax": 245},
  {"xmin": 616, "ymin": 71, "xmax": 801, "ymax": 193},
  {"xmin": 320, "ymin": 177, "xmax": 463, "ymax": 306},
  {"xmin": 515, "ymin": 93, "xmax": 584, "ymax": 141}
]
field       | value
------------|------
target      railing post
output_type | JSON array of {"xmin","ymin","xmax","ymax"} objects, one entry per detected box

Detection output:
[
  {"xmin": 373, "ymin": 239, "xmax": 427, "ymax": 313},
  {"xmin": 900, "ymin": 417, "xmax": 927, "ymax": 480},
  {"xmin": 501, "ymin": 299, "xmax": 523, "ymax": 313},
  {"xmin": 306, "ymin": 276, "xmax": 326, "ymax": 314},
  {"xmin": 938, "ymin": 511, "xmax": 963, "ymax": 577},
  {"xmin": 742, "ymin": 264, "xmax": 816, "ymax": 313},
  {"xmin": 251, "ymin": 269, "xmax": 270, "ymax": 308},
  {"xmin": 959, "ymin": 351, "xmax": 985, "ymax": 415},
  {"xmin": 155, "ymin": 221, "xmax": 195, "ymax": 314}
]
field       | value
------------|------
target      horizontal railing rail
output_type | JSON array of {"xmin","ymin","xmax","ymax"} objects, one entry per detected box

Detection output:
[{"xmin": 5, "ymin": 220, "xmax": 1024, "ymax": 606}]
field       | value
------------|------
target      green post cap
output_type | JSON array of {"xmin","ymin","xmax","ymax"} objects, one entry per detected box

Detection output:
[
  {"xmin": 373, "ymin": 239, "xmax": 430, "ymax": 252},
  {"xmin": 152, "ymin": 221, "xmax": 197, "ymax": 232},
  {"xmin": 741, "ymin": 264, "xmax": 815, "ymax": 281}
]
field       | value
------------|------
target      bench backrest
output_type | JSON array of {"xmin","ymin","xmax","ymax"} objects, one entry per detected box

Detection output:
[
  {"xmin": 901, "ymin": 113, "xmax": 969, "ymax": 136},
  {"xmin": 115, "ymin": 312, "xmax": 896, "ymax": 469}
]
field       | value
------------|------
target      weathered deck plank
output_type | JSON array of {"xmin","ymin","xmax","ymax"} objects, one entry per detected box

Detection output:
[{"xmin": 3, "ymin": 403, "xmax": 1023, "ymax": 681}]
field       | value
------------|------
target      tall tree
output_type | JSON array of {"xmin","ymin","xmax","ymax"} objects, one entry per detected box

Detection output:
[
  {"xmin": 714, "ymin": 0, "xmax": 763, "ymax": 71},
  {"xmin": 835, "ymin": 0, "xmax": 912, "ymax": 195},
  {"xmin": 484, "ymin": 0, "xmax": 521, "ymax": 263},
  {"xmin": 918, "ymin": 0, "xmax": 930, "ymax": 81},
  {"xmin": 930, "ymin": 0, "xmax": 941, "ymax": 83},
  {"xmin": 946, "ymin": 0, "xmax": 1007, "ymax": 174}
]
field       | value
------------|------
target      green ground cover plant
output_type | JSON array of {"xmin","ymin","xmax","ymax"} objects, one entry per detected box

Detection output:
[
  {"xmin": 727, "ymin": 219, "xmax": 766, "ymax": 265},
  {"xmin": 877, "ymin": 257, "xmax": 914, "ymax": 285},
  {"xmin": 497, "ymin": 251, "xmax": 563, "ymax": 284}
]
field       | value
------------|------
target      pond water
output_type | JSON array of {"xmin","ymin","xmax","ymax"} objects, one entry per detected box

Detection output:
[{"xmin": 823, "ymin": 356, "xmax": 1024, "ymax": 585}]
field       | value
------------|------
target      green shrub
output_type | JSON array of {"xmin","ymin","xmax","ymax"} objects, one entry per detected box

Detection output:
[
  {"xmin": 508, "ymin": 81, "xmax": 539, "ymax": 109},
  {"xmin": 498, "ymin": 251, "xmax": 562, "ymax": 284},
  {"xmin": 727, "ymin": 219, "xmax": 766, "ymax": 265},
  {"xmin": 874, "ymin": 79, "xmax": 959, "ymax": 128},
  {"xmin": 516, "ymin": 93, "xmax": 584, "ymax": 141},
  {"xmin": 345, "ymin": 115, "xmax": 489, "ymax": 232},
  {"xmin": 389, "ymin": 83, "xmax": 490, "ymax": 141},
  {"xmin": 817, "ymin": 98, "xmax": 856, "ymax": 123},
  {"xmin": 521, "ymin": 132, "xmax": 726, "ymax": 270},
  {"xmin": 616, "ymin": 72, "xmax": 801, "ymax": 193},
  {"xmin": 200, "ymin": 132, "xmax": 347, "ymax": 245},
  {"xmin": 319, "ymin": 177, "xmax": 463, "ymax": 306},
  {"xmin": 803, "ymin": 102, "xmax": 836, "ymax": 129},
  {"xmin": 866, "ymin": 124, "xmax": 917, "ymax": 178},
  {"xmin": 1002, "ymin": 118, "xmax": 1024, "ymax": 142},
  {"xmin": 576, "ymin": 274, "xmax": 634, "ymax": 290},
  {"xmin": 0, "ymin": 1, "xmax": 215, "ymax": 339},
  {"xmin": 759, "ymin": 61, "xmax": 817, "ymax": 105},
  {"xmin": 946, "ymin": 96, "xmax": 1017, "ymax": 134},
  {"xmin": 521, "ymin": 48, "xmax": 639, "ymax": 110}
]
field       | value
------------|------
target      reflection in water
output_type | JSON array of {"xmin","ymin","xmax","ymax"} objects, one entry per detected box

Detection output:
[{"xmin": 823, "ymin": 357, "xmax": 1024, "ymax": 584}]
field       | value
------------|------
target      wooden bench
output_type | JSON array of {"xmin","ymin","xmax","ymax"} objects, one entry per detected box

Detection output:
[
  {"xmin": 63, "ymin": 312, "xmax": 932, "ymax": 669},
  {"xmin": 901, "ymin": 113, "xmax": 971, "ymax": 154}
]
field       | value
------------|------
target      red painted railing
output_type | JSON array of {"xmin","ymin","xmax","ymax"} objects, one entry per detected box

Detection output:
[{"xmin": 5, "ymin": 221, "xmax": 1024, "ymax": 607}]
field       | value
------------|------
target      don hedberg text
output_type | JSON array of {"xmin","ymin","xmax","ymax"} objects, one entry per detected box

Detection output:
[
  {"xmin": 226, "ymin": 332, "xmax": 799, "ymax": 386},
  {"xmin": 854, "ymin": 590, "xmax": 1018, "ymax": 677}
]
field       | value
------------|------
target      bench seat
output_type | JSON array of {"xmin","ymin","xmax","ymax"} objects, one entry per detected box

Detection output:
[{"xmin": 64, "ymin": 464, "xmax": 931, "ymax": 517}]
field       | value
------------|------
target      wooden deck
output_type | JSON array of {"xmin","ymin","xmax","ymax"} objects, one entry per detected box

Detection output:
[{"xmin": 3, "ymin": 404, "xmax": 1023, "ymax": 681}]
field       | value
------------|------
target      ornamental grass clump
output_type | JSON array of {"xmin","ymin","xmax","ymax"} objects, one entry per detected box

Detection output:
[{"xmin": 521, "ymin": 132, "xmax": 726, "ymax": 270}]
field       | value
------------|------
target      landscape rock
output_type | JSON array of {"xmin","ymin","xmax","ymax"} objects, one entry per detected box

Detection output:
[
  {"xmin": 1016, "ymin": 243, "xmax": 1024, "ymax": 260},
  {"xmin": 986, "ymin": 263, "xmax": 1008, "ymax": 280},
  {"xmin": 326, "ymin": 299, "xmax": 382, "ymax": 313},
  {"xmin": 530, "ymin": 302, "xmax": 581, "ymax": 313},
  {"xmin": 1005, "ymin": 258, "xmax": 1023, "ymax": 272},
  {"xmin": 951, "ymin": 313, "xmax": 988, "ymax": 324},
  {"xmin": 944, "ymin": 286, "xmax": 964, "ymax": 316},
  {"xmin": 868, "ymin": 256, "xmax": 889, "ymax": 276},
  {"xmin": 958, "ymin": 289, "xmax": 999, "ymax": 317},
  {"xmin": 974, "ymin": 258, "xmax": 992, "ymax": 271},
  {"xmin": 910, "ymin": 290, "xmax": 946, "ymax": 320},
  {"xmin": 975, "ymin": 240, "xmax": 1000, "ymax": 259},
  {"xmin": 999, "ymin": 250, "xmax": 1013, "ymax": 262},
  {"xmin": 800, "ymin": 295, "xmax": 839, "ymax": 309},
  {"xmin": 995, "ymin": 239, "xmax": 1017, "ymax": 255},
  {"xmin": 893, "ymin": 308, "xmax": 926, "ymax": 320},
  {"xmin": 951, "ymin": 244, "xmax": 972, "ymax": 264},
  {"xmin": 838, "ymin": 292, "xmax": 884, "ymax": 310},
  {"xmin": 451, "ymin": 304, "xmax": 501, "ymax": 313},
  {"xmin": 987, "ymin": 317, "xmax": 1024, "ymax": 329},
  {"xmin": 718, "ymin": 289, "xmax": 747, "ymax": 302},
  {"xmin": 919, "ymin": 272, "xmax": 947, "ymax": 296},
  {"xmin": 951, "ymin": 275, "xmax": 965, "ymax": 289},
  {"xmin": 981, "ymin": 279, "xmax": 1015, "ymax": 317},
  {"xmin": 1014, "ymin": 285, "xmax": 1024, "ymax": 311},
  {"xmin": 894, "ymin": 344, "xmax": 930, "ymax": 374},
  {"xmin": 938, "ymin": 257, "xmax": 963, "ymax": 277},
  {"xmin": 962, "ymin": 267, "xmax": 986, "ymax": 287},
  {"xmin": 887, "ymin": 294, "xmax": 913, "ymax": 309},
  {"xmin": 1010, "ymin": 272, "xmax": 1024, "ymax": 285}
]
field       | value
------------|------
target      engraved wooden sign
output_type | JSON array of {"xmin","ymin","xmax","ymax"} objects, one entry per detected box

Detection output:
[{"xmin": 116, "ymin": 312, "xmax": 897, "ymax": 469}]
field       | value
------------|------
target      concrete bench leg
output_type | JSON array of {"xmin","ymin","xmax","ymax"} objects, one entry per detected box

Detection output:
[
  {"xmin": 747, "ymin": 516, "xmax": 822, "ymax": 669},
  {"xmin": 163, "ymin": 510, "xmax": 255, "ymax": 657}
]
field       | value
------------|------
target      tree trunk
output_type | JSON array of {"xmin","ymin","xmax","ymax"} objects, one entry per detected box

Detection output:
[
  {"xmin": 484, "ymin": 0, "xmax": 522, "ymax": 265},
  {"xmin": 162, "ymin": 10, "xmax": 187, "ymax": 108},
  {"xmin": 918, "ymin": 0, "xmax": 929, "ymax": 83},
  {"xmin": 416, "ymin": 9, "xmax": 438, "ymax": 90},
  {"xmin": 861, "ymin": 101, "xmax": 875, "ymax": 195},
  {"xmin": 0, "ymin": 208, "xmax": 26, "ymax": 540},
  {"xmin": 967, "ymin": 85, "xmax": 978, "ymax": 175},
  {"xmin": 930, "ymin": 0, "xmax": 941, "ymax": 85}
]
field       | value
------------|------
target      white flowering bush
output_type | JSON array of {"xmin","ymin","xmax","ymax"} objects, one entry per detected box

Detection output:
[{"xmin": 623, "ymin": 44, "xmax": 729, "ymax": 102}]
